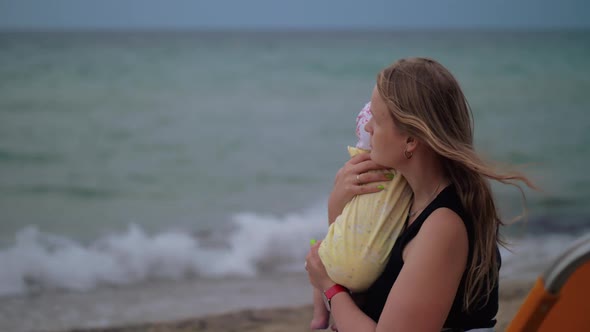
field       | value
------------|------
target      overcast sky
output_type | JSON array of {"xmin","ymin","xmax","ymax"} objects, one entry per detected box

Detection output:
[{"xmin": 0, "ymin": 0, "xmax": 588, "ymax": 29}]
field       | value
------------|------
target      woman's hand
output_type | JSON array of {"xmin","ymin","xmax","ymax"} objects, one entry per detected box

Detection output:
[
  {"xmin": 328, "ymin": 153, "xmax": 392, "ymax": 223},
  {"xmin": 305, "ymin": 241, "xmax": 335, "ymax": 291}
]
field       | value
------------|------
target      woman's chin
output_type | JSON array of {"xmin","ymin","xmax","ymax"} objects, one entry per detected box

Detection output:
[{"xmin": 370, "ymin": 153, "xmax": 393, "ymax": 168}]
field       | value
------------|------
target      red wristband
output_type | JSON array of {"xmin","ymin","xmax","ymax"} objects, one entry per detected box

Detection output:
[{"xmin": 322, "ymin": 284, "xmax": 349, "ymax": 311}]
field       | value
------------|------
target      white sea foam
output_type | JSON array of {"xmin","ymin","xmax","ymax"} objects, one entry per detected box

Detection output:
[
  {"xmin": 0, "ymin": 204, "xmax": 328, "ymax": 297},
  {"xmin": 0, "ymin": 200, "xmax": 584, "ymax": 297}
]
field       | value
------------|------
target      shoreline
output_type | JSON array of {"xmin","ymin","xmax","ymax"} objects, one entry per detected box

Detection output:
[{"xmin": 58, "ymin": 278, "xmax": 534, "ymax": 332}]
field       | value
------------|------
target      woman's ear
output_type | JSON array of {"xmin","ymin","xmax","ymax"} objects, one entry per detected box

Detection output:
[
  {"xmin": 405, "ymin": 136, "xmax": 418, "ymax": 153},
  {"xmin": 403, "ymin": 136, "xmax": 418, "ymax": 159}
]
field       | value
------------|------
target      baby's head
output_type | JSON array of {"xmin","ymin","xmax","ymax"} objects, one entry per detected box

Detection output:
[{"xmin": 355, "ymin": 102, "xmax": 372, "ymax": 150}]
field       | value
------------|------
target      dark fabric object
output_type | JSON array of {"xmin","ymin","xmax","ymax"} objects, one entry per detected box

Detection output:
[{"xmin": 360, "ymin": 185, "xmax": 500, "ymax": 330}]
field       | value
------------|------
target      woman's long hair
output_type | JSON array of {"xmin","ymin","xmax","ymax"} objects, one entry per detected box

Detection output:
[{"xmin": 376, "ymin": 57, "xmax": 535, "ymax": 311}]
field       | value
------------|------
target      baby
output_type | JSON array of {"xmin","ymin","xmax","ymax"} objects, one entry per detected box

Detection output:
[{"xmin": 310, "ymin": 102, "xmax": 413, "ymax": 329}]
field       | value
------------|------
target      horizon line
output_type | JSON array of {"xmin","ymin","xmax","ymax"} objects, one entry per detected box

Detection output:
[{"xmin": 1, "ymin": 25, "xmax": 589, "ymax": 33}]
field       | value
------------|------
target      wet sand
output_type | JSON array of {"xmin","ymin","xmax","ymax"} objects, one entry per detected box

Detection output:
[{"xmin": 61, "ymin": 279, "xmax": 534, "ymax": 332}]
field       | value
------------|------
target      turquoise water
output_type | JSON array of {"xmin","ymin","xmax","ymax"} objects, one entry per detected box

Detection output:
[{"xmin": 0, "ymin": 30, "xmax": 589, "ymax": 308}]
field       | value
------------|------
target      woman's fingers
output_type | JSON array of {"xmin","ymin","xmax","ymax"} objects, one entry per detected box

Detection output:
[
  {"xmin": 354, "ymin": 182, "xmax": 387, "ymax": 194},
  {"xmin": 305, "ymin": 242, "xmax": 318, "ymax": 264},
  {"xmin": 328, "ymin": 154, "xmax": 394, "ymax": 222},
  {"xmin": 355, "ymin": 170, "xmax": 394, "ymax": 185},
  {"xmin": 306, "ymin": 242, "xmax": 334, "ymax": 290},
  {"xmin": 350, "ymin": 158, "xmax": 388, "ymax": 175},
  {"xmin": 306, "ymin": 242, "xmax": 324, "ymax": 272},
  {"xmin": 335, "ymin": 154, "xmax": 387, "ymax": 185}
]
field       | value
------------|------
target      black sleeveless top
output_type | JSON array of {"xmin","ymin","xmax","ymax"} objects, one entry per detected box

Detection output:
[{"xmin": 361, "ymin": 185, "xmax": 499, "ymax": 330}]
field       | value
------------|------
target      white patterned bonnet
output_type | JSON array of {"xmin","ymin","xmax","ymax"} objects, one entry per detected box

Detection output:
[{"xmin": 355, "ymin": 102, "xmax": 372, "ymax": 150}]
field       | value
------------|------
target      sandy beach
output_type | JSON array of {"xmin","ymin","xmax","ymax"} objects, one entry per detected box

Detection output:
[{"xmin": 59, "ymin": 278, "xmax": 534, "ymax": 332}]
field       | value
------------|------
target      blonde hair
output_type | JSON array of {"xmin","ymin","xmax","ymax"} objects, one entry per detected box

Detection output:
[{"xmin": 376, "ymin": 57, "xmax": 535, "ymax": 311}]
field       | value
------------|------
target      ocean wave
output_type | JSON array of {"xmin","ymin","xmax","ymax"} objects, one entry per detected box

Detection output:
[
  {"xmin": 0, "ymin": 205, "xmax": 327, "ymax": 297},
  {"xmin": 0, "ymin": 202, "xmax": 585, "ymax": 297}
]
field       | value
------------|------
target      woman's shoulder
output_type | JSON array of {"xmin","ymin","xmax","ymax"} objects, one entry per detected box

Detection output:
[
  {"xmin": 419, "ymin": 207, "xmax": 468, "ymax": 249},
  {"xmin": 406, "ymin": 185, "xmax": 470, "ymax": 265}
]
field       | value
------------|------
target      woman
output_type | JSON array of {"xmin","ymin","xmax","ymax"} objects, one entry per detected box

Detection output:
[{"xmin": 305, "ymin": 57, "xmax": 534, "ymax": 331}]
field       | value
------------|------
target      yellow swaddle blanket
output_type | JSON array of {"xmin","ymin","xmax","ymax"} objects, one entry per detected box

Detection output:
[{"xmin": 318, "ymin": 146, "xmax": 412, "ymax": 292}]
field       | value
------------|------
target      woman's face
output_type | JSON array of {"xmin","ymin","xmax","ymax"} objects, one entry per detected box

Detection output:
[{"xmin": 365, "ymin": 86, "xmax": 408, "ymax": 168}]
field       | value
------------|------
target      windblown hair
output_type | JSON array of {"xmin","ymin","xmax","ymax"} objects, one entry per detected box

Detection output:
[{"xmin": 376, "ymin": 57, "xmax": 535, "ymax": 311}]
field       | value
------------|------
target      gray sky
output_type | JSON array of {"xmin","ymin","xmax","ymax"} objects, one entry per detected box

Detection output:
[{"xmin": 0, "ymin": 0, "xmax": 588, "ymax": 29}]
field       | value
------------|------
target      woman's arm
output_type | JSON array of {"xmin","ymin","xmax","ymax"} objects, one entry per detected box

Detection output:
[
  {"xmin": 328, "ymin": 153, "xmax": 390, "ymax": 224},
  {"xmin": 374, "ymin": 208, "xmax": 469, "ymax": 332},
  {"xmin": 306, "ymin": 208, "xmax": 469, "ymax": 332},
  {"xmin": 306, "ymin": 242, "xmax": 378, "ymax": 331}
]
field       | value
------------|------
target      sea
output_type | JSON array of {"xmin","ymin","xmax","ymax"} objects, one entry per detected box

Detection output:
[{"xmin": 0, "ymin": 29, "xmax": 589, "ymax": 332}]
